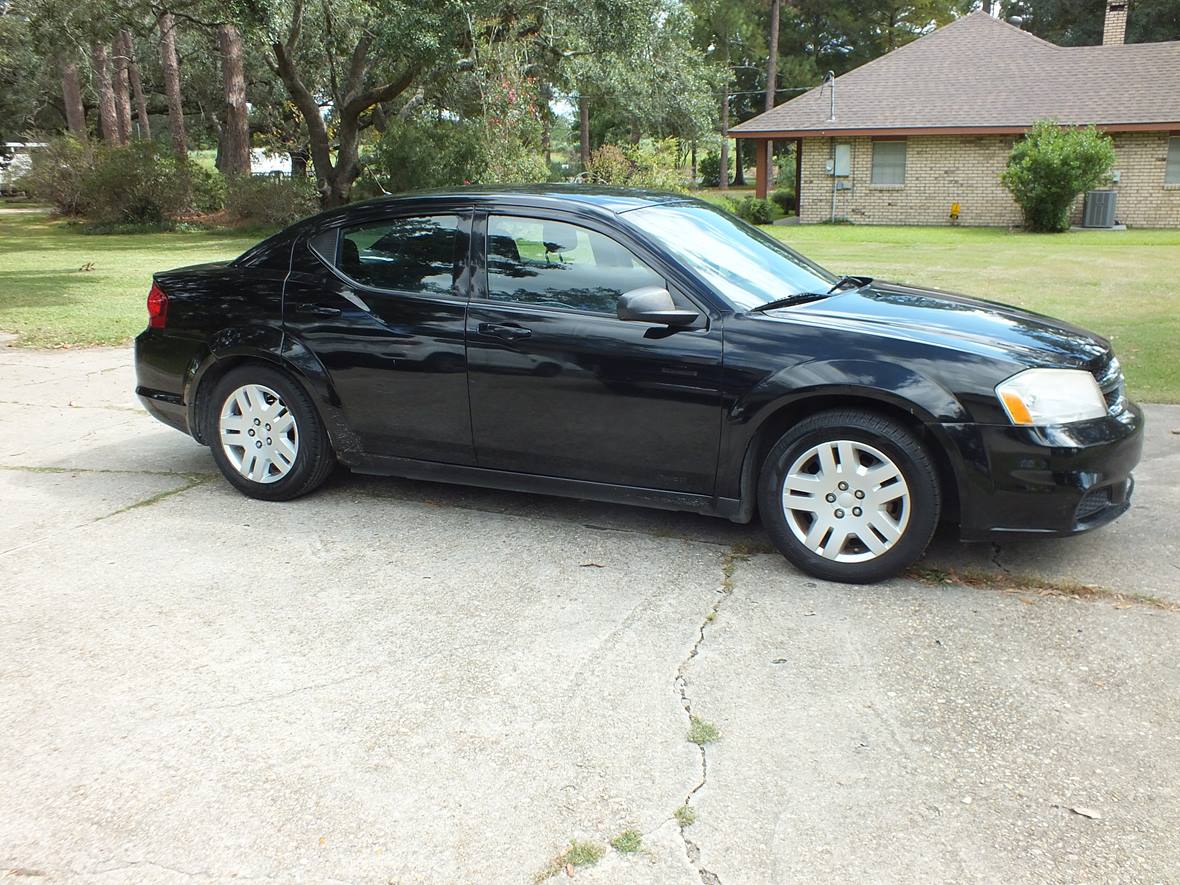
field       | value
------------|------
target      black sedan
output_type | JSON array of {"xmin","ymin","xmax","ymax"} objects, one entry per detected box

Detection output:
[{"xmin": 136, "ymin": 187, "xmax": 1143, "ymax": 583}]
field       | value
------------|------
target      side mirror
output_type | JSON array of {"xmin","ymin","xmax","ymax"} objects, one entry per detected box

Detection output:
[{"xmin": 617, "ymin": 287, "xmax": 699, "ymax": 327}]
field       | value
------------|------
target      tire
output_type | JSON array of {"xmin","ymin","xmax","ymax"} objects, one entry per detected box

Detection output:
[
  {"xmin": 757, "ymin": 409, "xmax": 941, "ymax": 584},
  {"xmin": 205, "ymin": 364, "xmax": 335, "ymax": 501}
]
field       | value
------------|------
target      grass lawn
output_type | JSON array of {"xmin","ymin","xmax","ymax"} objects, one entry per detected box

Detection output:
[
  {"xmin": 1, "ymin": 211, "xmax": 1177, "ymax": 401},
  {"xmin": 0, "ymin": 213, "xmax": 259, "ymax": 348}
]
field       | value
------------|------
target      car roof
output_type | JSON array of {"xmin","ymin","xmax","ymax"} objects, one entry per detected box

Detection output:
[{"xmin": 292, "ymin": 185, "xmax": 704, "ymax": 233}]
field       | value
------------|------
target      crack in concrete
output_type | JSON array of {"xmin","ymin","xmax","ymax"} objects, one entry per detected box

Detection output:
[
  {"xmin": 0, "ymin": 464, "xmax": 215, "ymax": 478},
  {"xmin": 0, "ymin": 473, "xmax": 213, "ymax": 558},
  {"xmin": 0, "ymin": 398, "xmax": 142, "ymax": 413},
  {"xmin": 672, "ymin": 548, "xmax": 745, "ymax": 885},
  {"xmin": 990, "ymin": 542, "xmax": 1011, "ymax": 574}
]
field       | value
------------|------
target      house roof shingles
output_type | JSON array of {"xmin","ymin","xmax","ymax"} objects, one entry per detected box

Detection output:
[{"xmin": 731, "ymin": 11, "xmax": 1180, "ymax": 136}]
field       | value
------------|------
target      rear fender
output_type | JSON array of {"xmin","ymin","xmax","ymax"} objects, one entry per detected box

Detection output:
[{"xmin": 185, "ymin": 327, "xmax": 357, "ymax": 460}]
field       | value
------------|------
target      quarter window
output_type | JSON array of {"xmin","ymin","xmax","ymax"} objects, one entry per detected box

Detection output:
[
  {"xmin": 871, "ymin": 140, "xmax": 907, "ymax": 186},
  {"xmin": 485, "ymin": 216, "xmax": 663, "ymax": 313},
  {"xmin": 1167, "ymin": 136, "xmax": 1180, "ymax": 184},
  {"xmin": 337, "ymin": 215, "xmax": 462, "ymax": 295}
]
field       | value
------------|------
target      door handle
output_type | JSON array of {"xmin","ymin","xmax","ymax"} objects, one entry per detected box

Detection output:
[
  {"xmin": 295, "ymin": 303, "xmax": 341, "ymax": 318},
  {"xmin": 479, "ymin": 322, "xmax": 532, "ymax": 341}
]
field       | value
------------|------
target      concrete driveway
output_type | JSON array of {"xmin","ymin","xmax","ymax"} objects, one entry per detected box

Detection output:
[{"xmin": 2, "ymin": 346, "xmax": 1178, "ymax": 884}]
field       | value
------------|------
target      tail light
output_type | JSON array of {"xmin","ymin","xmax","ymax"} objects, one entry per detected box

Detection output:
[{"xmin": 147, "ymin": 282, "xmax": 168, "ymax": 329}]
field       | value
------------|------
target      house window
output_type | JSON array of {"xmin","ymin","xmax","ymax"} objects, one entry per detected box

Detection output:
[
  {"xmin": 1167, "ymin": 136, "xmax": 1180, "ymax": 184},
  {"xmin": 871, "ymin": 140, "xmax": 907, "ymax": 186}
]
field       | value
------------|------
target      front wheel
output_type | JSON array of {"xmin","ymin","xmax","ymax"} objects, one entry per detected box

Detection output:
[
  {"xmin": 206, "ymin": 365, "xmax": 335, "ymax": 501},
  {"xmin": 757, "ymin": 410, "xmax": 941, "ymax": 584}
]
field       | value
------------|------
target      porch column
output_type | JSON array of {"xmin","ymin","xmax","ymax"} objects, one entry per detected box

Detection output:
[{"xmin": 755, "ymin": 138, "xmax": 770, "ymax": 199}]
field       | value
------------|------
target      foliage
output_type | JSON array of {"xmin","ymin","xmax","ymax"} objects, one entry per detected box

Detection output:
[
  {"xmin": 585, "ymin": 139, "xmax": 687, "ymax": 191},
  {"xmin": 769, "ymin": 188, "xmax": 795, "ymax": 214},
  {"xmin": 224, "ymin": 175, "xmax": 320, "ymax": 227},
  {"xmin": 674, "ymin": 804, "xmax": 697, "ymax": 827},
  {"xmin": 610, "ymin": 829, "xmax": 643, "ymax": 854},
  {"xmin": 1002, "ymin": 0, "xmax": 1180, "ymax": 45},
  {"xmin": 25, "ymin": 138, "xmax": 219, "ymax": 224},
  {"xmin": 81, "ymin": 143, "xmax": 197, "ymax": 224},
  {"xmin": 698, "ymin": 152, "xmax": 729, "ymax": 187},
  {"xmin": 687, "ymin": 715, "xmax": 720, "ymax": 745},
  {"xmin": 367, "ymin": 117, "xmax": 484, "ymax": 193},
  {"xmin": 21, "ymin": 136, "xmax": 95, "ymax": 215},
  {"xmin": 474, "ymin": 46, "xmax": 549, "ymax": 184},
  {"xmin": 1001, "ymin": 121, "xmax": 1115, "ymax": 232},
  {"xmin": 733, "ymin": 195, "xmax": 776, "ymax": 225},
  {"xmin": 0, "ymin": 11, "xmax": 40, "ymax": 145}
]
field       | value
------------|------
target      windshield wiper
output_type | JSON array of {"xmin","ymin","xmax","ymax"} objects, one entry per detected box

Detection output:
[
  {"xmin": 826, "ymin": 274, "xmax": 873, "ymax": 294},
  {"xmin": 747, "ymin": 292, "xmax": 832, "ymax": 313}
]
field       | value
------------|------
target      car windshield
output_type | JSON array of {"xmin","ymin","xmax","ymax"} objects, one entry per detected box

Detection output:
[{"xmin": 625, "ymin": 202, "xmax": 836, "ymax": 310}]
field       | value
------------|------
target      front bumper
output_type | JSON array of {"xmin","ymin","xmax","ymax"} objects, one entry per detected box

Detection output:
[{"xmin": 947, "ymin": 401, "xmax": 1144, "ymax": 540}]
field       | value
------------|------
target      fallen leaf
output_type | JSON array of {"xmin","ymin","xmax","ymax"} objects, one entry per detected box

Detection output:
[
  {"xmin": 1071, "ymin": 806, "xmax": 1102, "ymax": 820},
  {"xmin": 565, "ymin": 862, "xmax": 575, "ymax": 877}
]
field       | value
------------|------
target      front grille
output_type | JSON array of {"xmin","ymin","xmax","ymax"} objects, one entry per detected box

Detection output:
[{"xmin": 1076, "ymin": 487, "xmax": 1112, "ymax": 521}]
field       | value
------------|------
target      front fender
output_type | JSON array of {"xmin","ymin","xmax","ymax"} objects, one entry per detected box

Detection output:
[
  {"xmin": 720, "ymin": 358, "xmax": 971, "ymax": 507},
  {"xmin": 736, "ymin": 358, "xmax": 969, "ymax": 427}
]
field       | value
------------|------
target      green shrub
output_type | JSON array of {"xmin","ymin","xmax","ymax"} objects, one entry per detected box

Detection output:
[
  {"xmin": 1001, "ymin": 120, "xmax": 1115, "ymax": 232},
  {"xmin": 186, "ymin": 164, "xmax": 227, "ymax": 214},
  {"xmin": 366, "ymin": 117, "xmax": 484, "ymax": 193},
  {"xmin": 27, "ymin": 139, "xmax": 223, "ymax": 224},
  {"xmin": 80, "ymin": 142, "xmax": 195, "ymax": 225},
  {"xmin": 21, "ymin": 136, "xmax": 95, "ymax": 215},
  {"xmin": 224, "ymin": 175, "xmax": 319, "ymax": 227},
  {"xmin": 698, "ymin": 152, "xmax": 727, "ymax": 187},
  {"xmin": 585, "ymin": 138, "xmax": 686, "ymax": 192},
  {"xmin": 733, "ymin": 195, "xmax": 775, "ymax": 225},
  {"xmin": 769, "ymin": 188, "xmax": 795, "ymax": 215}
]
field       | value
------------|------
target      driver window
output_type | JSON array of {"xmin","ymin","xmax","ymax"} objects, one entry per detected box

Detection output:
[{"xmin": 486, "ymin": 216, "xmax": 664, "ymax": 313}]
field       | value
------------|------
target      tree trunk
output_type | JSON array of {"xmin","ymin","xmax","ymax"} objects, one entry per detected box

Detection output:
[
  {"xmin": 765, "ymin": 0, "xmax": 781, "ymax": 187},
  {"xmin": 158, "ymin": 13, "xmax": 188, "ymax": 160},
  {"xmin": 112, "ymin": 32, "xmax": 133, "ymax": 143},
  {"xmin": 578, "ymin": 94, "xmax": 590, "ymax": 170},
  {"xmin": 691, "ymin": 141, "xmax": 697, "ymax": 182},
  {"xmin": 121, "ymin": 29, "xmax": 151, "ymax": 140},
  {"xmin": 719, "ymin": 93, "xmax": 730, "ymax": 190},
  {"xmin": 540, "ymin": 81, "xmax": 552, "ymax": 167},
  {"xmin": 290, "ymin": 148, "xmax": 308, "ymax": 178},
  {"xmin": 217, "ymin": 24, "xmax": 251, "ymax": 176},
  {"xmin": 733, "ymin": 138, "xmax": 745, "ymax": 185},
  {"xmin": 90, "ymin": 42, "xmax": 120, "ymax": 145},
  {"xmin": 60, "ymin": 55, "xmax": 86, "ymax": 136}
]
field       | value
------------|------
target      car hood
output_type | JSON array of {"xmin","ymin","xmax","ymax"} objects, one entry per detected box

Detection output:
[{"xmin": 784, "ymin": 280, "xmax": 1110, "ymax": 371}]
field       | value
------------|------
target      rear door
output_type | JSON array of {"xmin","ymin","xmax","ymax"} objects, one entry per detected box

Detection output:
[
  {"xmin": 465, "ymin": 211, "xmax": 723, "ymax": 494},
  {"xmin": 282, "ymin": 209, "xmax": 476, "ymax": 464}
]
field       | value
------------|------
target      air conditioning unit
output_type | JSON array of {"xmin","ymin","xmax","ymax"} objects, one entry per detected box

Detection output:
[{"xmin": 1083, "ymin": 190, "xmax": 1117, "ymax": 228}]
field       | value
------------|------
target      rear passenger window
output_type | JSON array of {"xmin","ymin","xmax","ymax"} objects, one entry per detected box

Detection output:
[
  {"xmin": 338, "ymin": 215, "xmax": 462, "ymax": 295},
  {"xmin": 486, "ymin": 216, "xmax": 664, "ymax": 313}
]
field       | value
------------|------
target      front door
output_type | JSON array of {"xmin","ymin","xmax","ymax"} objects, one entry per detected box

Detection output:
[
  {"xmin": 465, "ymin": 212, "xmax": 723, "ymax": 494},
  {"xmin": 282, "ymin": 210, "xmax": 476, "ymax": 464}
]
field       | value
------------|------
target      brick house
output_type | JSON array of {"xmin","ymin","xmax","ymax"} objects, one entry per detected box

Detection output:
[{"xmin": 731, "ymin": 6, "xmax": 1180, "ymax": 228}]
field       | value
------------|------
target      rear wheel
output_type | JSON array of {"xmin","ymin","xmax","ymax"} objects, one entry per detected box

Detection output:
[
  {"xmin": 758, "ymin": 409, "xmax": 941, "ymax": 583},
  {"xmin": 206, "ymin": 365, "xmax": 335, "ymax": 501}
]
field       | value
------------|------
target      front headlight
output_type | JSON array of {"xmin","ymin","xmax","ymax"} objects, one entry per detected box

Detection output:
[{"xmin": 996, "ymin": 368, "xmax": 1107, "ymax": 426}]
